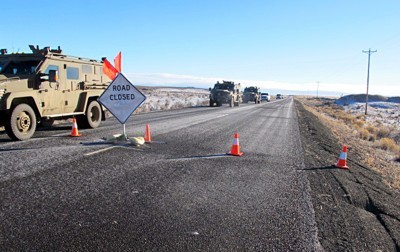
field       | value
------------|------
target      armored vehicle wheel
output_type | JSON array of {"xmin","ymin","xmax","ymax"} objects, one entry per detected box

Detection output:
[
  {"xmin": 210, "ymin": 100, "xmax": 214, "ymax": 107},
  {"xmin": 78, "ymin": 100, "xmax": 102, "ymax": 129},
  {"xmin": 229, "ymin": 98, "xmax": 234, "ymax": 107},
  {"xmin": 5, "ymin": 104, "xmax": 37, "ymax": 140}
]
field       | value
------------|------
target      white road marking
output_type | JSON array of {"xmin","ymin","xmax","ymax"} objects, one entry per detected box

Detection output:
[
  {"xmin": 215, "ymin": 114, "xmax": 229, "ymax": 119},
  {"xmin": 164, "ymin": 154, "xmax": 231, "ymax": 162},
  {"xmin": 84, "ymin": 146, "xmax": 116, "ymax": 156},
  {"xmin": 84, "ymin": 144, "xmax": 144, "ymax": 156}
]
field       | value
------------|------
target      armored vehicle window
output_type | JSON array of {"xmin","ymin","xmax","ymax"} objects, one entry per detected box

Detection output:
[
  {"xmin": 66, "ymin": 67, "xmax": 79, "ymax": 80},
  {"xmin": 0, "ymin": 60, "xmax": 40, "ymax": 75},
  {"xmin": 0, "ymin": 61, "xmax": 6, "ymax": 73},
  {"xmin": 82, "ymin": 65, "xmax": 92, "ymax": 74},
  {"xmin": 244, "ymin": 87, "xmax": 257, "ymax": 92},
  {"xmin": 215, "ymin": 84, "xmax": 234, "ymax": 90},
  {"xmin": 45, "ymin": 65, "xmax": 59, "ymax": 78}
]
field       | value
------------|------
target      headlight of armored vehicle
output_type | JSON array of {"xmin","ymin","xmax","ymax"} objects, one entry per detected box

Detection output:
[{"xmin": 0, "ymin": 89, "xmax": 5, "ymax": 101}]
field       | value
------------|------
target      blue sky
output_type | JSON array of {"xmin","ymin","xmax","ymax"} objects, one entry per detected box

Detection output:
[{"xmin": 2, "ymin": 0, "xmax": 400, "ymax": 96}]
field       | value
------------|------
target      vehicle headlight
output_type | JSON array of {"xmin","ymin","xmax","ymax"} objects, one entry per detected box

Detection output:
[{"xmin": 0, "ymin": 89, "xmax": 6, "ymax": 101}]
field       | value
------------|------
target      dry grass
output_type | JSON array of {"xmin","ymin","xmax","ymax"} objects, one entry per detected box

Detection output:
[
  {"xmin": 366, "ymin": 125, "xmax": 377, "ymax": 134},
  {"xmin": 377, "ymin": 138, "xmax": 399, "ymax": 152},
  {"xmin": 358, "ymin": 128, "xmax": 370, "ymax": 141},
  {"xmin": 297, "ymin": 96, "xmax": 400, "ymax": 190},
  {"xmin": 376, "ymin": 127, "xmax": 392, "ymax": 139}
]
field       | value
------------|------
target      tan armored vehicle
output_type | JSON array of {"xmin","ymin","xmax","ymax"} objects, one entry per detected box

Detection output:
[
  {"xmin": 0, "ymin": 45, "xmax": 110, "ymax": 140},
  {"xmin": 209, "ymin": 80, "xmax": 241, "ymax": 107},
  {"xmin": 243, "ymin": 86, "xmax": 261, "ymax": 104}
]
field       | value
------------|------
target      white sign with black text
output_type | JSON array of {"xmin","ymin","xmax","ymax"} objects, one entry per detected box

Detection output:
[{"xmin": 98, "ymin": 73, "xmax": 146, "ymax": 124}]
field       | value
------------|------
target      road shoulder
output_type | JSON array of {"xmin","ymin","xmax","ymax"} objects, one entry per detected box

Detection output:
[{"xmin": 295, "ymin": 100, "xmax": 400, "ymax": 251}]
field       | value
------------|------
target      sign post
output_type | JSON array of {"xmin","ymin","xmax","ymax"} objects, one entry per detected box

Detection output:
[{"xmin": 98, "ymin": 73, "xmax": 146, "ymax": 140}]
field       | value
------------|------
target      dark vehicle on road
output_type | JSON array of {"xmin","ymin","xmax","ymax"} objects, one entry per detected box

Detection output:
[
  {"xmin": 209, "ymin": 80, "xmax": 241, "ymax": 107},
  {"xmin": 276, "ymin": 94, "xmax": 284, "ymax": 99},
  {"xmin": 243, "ymin": 86, "xmax": 261, "ymax": 104}
]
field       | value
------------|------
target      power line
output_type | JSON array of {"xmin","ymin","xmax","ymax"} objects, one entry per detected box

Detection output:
[{"xmin": 362, "ymin": 48, "xmax": 377, "ymax": 115}]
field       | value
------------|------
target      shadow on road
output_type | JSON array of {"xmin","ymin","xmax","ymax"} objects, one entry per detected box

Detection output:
[
  {"xmin": 301, "ymin": 165, "xmax": 338, "ymax": 171},
  {"xmin": 0, "ymin": 147, "xmax": 39, "ymax": 152},
  {"xmin": 36, "ymin": 126, "xmax": 71, "ymax": 132}
]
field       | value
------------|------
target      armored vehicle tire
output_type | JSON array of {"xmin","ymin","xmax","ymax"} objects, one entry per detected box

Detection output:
[
  {"xmin": 209, "ymin": 100, "xmax": 214, "ymax": 107},
  {"xmin": 229, "ymin": 98, "xmax": 234, "ymax": 107},
  {"xmin": 77, "ymin": 100, "xmax": 102, "ymax": 129},
  {"xmin": 5, "ymin": 104, "xmax": 37, "ymax": 141}
]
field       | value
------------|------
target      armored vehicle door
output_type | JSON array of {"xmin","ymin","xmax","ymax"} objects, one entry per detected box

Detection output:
[
  {"xmin": 38, "ymin": 64, "xmax": 66, "ymax": 115},
  {"xmin": 63, "ymin": 64, "xmax": 83, "ymax": 113}
]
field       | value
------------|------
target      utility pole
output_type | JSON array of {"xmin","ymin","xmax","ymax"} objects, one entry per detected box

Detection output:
[
  {"xmin": 316, "ymin": 81, "xmax": 320, "ymax": 98},
  {"xmin": 362, "ymin": 48, "xmax": 377, "ymax": 115}
]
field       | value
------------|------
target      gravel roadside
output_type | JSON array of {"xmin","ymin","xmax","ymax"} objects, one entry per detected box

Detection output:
[{"xmin": 296, "ymin": 100, "xmax": 400, "ymax": 251}]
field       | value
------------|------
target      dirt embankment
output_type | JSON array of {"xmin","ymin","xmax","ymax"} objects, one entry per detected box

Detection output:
[{"xmin": 296, "ymin": 100, "xmax": 400, "ymax": 251}]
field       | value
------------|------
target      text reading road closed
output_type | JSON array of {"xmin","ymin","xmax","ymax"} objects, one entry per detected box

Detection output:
[
  {"xmin": 110, "ymin": 94, "xmax": 135, "ymax": 100},
  {"xmin": 98, "ymin": 73, "xmax": 146, "ymax": 124},
  {"xmin": 110, "ymin": 85, "xmax": 135, "ymax": 100}
]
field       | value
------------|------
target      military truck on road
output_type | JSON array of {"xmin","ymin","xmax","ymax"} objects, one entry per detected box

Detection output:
[
  {"xmin": 243, "ymin": 86, "xmax": 261, "ymax": 104},
  {"xmin": 209, "ymin": 81, "xmax": 241, "ymax": 107},
  {"xmin": 0, "ymin": 45, "xmax": 111, "ymax": 140}
]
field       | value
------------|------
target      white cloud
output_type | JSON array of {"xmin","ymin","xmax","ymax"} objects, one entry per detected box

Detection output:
[{"xmin": 125, "ymin": 72, "xmax": 399, "ymax": 96}]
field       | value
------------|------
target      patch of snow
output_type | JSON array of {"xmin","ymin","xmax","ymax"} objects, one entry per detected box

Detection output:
[
  {"xmin": 135, "ymin": 87, "xmax": 209, "ymax": 113},
  {"xmin": 344, "ymin": 102, "xmax": 400, "ymax": 129}
]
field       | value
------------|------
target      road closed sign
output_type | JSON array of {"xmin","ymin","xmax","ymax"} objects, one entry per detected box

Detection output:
[{"xmin": 98, "ymin": 73, "xmax": 146, "ymax": 124}]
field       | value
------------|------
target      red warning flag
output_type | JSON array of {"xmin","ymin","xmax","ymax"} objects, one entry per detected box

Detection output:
[
  {"xmin": 114, "ymin": 52, "xmax": 122, "ymax": 73},
  {"xmin": 102, "ymin": 58, "xmax": 118, "ymax": 80}
]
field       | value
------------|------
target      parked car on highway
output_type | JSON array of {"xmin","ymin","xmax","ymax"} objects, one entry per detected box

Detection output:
[
  {"xmin": 276, "ymin": 94, "xmax": 284, "ymax": 99},
  {"xmin": 261, "ymin": 93, "xmax": 270, "ymax": 102}
]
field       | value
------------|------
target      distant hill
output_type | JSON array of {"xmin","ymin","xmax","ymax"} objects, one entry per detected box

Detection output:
[
  {"xmin": 335, "ymin": 94, "xmax": 400, "ymax": 105},
  {"xmin": 388, "ymin": 97, "xmax": 400, "ymax": 103}
]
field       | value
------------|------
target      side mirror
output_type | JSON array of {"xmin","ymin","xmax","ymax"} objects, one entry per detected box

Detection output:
[
  {"xmin": 48, "ymin": 70, "xmax": 58, "ymax": 82},
  {"xmin": 209, "ymin": 87, "xmax": 211, "ymax": 91}
]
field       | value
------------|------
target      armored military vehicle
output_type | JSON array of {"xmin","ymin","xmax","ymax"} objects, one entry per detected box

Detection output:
[
  {"xmin": 0, "ymin": 45, "xmax": 111, "ymax": 140},
  {"xmin": 209, "ymin": 80, "xmax": 241, "ymax": 107},
  {"xmin": 243, "ymin": 86, "xmax": 261, "ymax": 104}
]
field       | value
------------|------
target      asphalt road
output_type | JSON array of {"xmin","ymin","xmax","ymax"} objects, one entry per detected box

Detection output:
[{"xmin": 0, "ymin": 98, "xmax": 323, "ymax": 251}]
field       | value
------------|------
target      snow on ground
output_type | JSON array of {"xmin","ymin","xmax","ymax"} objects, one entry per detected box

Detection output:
[
  {"xmin": 344, "ymin": 102, "xmax": 400, "ymax": 130},
  {"xmin": 134, "ymin": 87, "xmax": 209, "ymax": 113}
]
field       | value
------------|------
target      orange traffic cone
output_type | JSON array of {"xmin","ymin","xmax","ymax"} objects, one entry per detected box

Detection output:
[
  {"xmin": 336, "ymin": 145, "xmax": 349, "ymax": 169},
  {"xmin": 70, "ymin": 118, "xmax": 81, "ymax": 137},
  {"xmin": 144, "ymin": 124, "xmax": 151, "ymax": 143},
  {"xmin": 228, "ymin": 133, "xmax": 243, "ymax": 156}
]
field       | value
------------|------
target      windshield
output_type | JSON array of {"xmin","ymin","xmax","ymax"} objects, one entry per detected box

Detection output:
[
  {"xmin": 0, "ymin": 60, "xmax": 40, "ymax": 75},
  {"xmin": 0, "ymin": 61, "xmax": 6, "ymax": 73},
  {"xmin": 245, "ymin": 87, "xmax": 257, "ymax": 92},
  {"xmin": 214, "ymin": 84, "xmax": 234, "ymax": 90}
]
